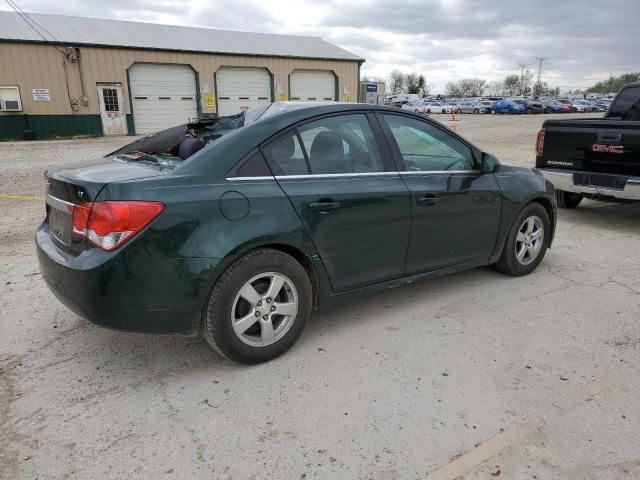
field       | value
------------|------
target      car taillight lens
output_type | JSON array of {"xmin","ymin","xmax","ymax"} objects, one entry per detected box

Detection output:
[
  {"xmin": 535, "ymin": 130, "xmax": 545, "ymax": 156},
  {"xmin": 72, "ymin": 201, "xmax": 164, "ymax": 251}
]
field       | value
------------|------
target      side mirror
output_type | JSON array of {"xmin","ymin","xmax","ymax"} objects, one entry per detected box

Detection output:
[{"xmin": 480, "ymin": 152, "xmax": 500, "ymax": 173}]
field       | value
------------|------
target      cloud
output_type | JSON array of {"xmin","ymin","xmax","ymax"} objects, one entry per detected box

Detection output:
[{"xmin": 2, "ymin": 0, "xmax": 639, "ymax": 92}]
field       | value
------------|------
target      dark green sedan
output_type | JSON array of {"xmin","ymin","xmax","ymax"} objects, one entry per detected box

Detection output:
[{"xmin": 37, "ymin": 103, "xmax": 556, "ymax": 363}]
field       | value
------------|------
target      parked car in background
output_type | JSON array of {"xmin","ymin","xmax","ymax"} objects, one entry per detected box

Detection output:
[
  {"xmin": 541, "ymin": 100, "xmax": 565, "ymax": 113},
  {"xmin": 449, "ymin": 102, "xmax": 463, "ymax": 114},
  {"xmin": 557, "ymin": 99, "xmax": 587, "ymax": 113},
  {"xmin": 572, "ymin": 99, "xmax": 598, "ymax": 112},
  {"xmin": 480, "ymin": 100, "xmax": 496, "ymax": 113},
  {"xmin": 513, "ymin": 98, "xmax": 545, "ymax": 114},
  {"xmin": 401, "ymin": 101, "xmax": 428, "ymax": 114},
  {"xmin": 459, "ymin": 100, "xmax": 489, "ymax": 114},
  {"xmin": 424, "ymin": 102, "xmax": 453, "ymax": 114},
  {"xmin": 585, "ymin": 101, "xmax": 607, "ymax": 112},
  {"xmin": 492, "ymin": 99, "xmax": 525, "ymax": 114},
  {"xmin": 37, "ymin": 102, "xmax": 556, "ymax": 363}
]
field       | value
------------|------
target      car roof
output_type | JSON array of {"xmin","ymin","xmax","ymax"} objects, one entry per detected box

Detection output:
[{"xmin": 176, "ymin": 101, "xmax": 459, "ymax": 176}]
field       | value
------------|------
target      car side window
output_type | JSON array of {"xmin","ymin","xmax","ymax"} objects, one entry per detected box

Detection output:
[
  {"xmin": 609, "ymin": 86, "xmax": 640, "ymax": 120},
  {"xmin": 262, "ymin": 131, "xmax": 309, "ymax": 176},
  {"xmin": 381, "ymin": 115, "xmax": 475, "ymax": 172},
  {"xmin": 298, "ymin": 114, "xmax": 384, "ymax": 174}
]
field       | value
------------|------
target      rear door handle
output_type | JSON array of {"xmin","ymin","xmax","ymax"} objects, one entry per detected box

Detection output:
[
  {"xmin": 416, "ymin": 194, "xmax": 441, "ymax": 206},
  {"xmin": 308, "ymin": 201, "xmax": 341, "ymax": 213}
]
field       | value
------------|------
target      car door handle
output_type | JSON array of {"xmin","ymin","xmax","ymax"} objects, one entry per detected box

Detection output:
[
  {"xmin": 308, "ymin": 201, "xmax": 341, "ymax": 212},
  {"xmin": 597, "ymin": 133, "xmax": 621, "ymax": 144},
  {"xmin": 416, "ymin": 194, "xmax": 441, "ymax": 206}
]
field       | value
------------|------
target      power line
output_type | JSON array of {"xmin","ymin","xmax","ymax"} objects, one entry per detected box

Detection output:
[{"xmin": 4, "ymin": 0, "xmax": 67, "ymax": 54}]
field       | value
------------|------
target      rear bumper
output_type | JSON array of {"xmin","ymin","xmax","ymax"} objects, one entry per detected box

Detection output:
[
  {"xmin": 36, "ymin": 224, "xmax": 221, "ymax": 335},
  {"xmin": 539, "ymin": 169, "xmax": 640, "ymax": 200}
]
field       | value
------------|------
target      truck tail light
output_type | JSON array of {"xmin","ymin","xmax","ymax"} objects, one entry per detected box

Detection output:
[
  {"xmin": 72, "ymin": 201, "xmax": 164, "ymax": 251},
  {"xmin": 535, "ymin": 130, "xmax": 545, "ymax": 156}
]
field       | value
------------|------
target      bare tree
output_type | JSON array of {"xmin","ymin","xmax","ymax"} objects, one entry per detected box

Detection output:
[
  {"xmin": 460, "ymin": 78, "xmax": 486, "ymax": 97},
  {"xmin": 485, "ymin": 80, "xmax": 505, "ymax": 96},
  {"xmin": 446, "ymin": 78, "xmax": 486, "ymax": 97},
  {"xmin": 445, "ymin": 80, "xmax": 465, "ymax": 97},
  {"xmin": 387, "ymin": 70, "xmax": 405, "ymax": 95}
]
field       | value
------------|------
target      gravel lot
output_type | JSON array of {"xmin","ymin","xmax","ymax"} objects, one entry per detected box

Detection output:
[{"xmin": 1, "ymin": 112, "xmax": 639, "ymax": 480}]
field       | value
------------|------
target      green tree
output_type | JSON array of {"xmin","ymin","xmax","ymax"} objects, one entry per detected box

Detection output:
[
  {"xmin": 588, "ymin": 72, "xmax": 640, "ymax": 94},
  {"xmin": 503, "ymin": 75, "xmax": 520, "ymax": 96}
]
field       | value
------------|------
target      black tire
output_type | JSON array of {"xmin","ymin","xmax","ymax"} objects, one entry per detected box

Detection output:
[
  {"xmin": 526, "ymin": 108, "xmax": 533, "ymax": 114},
  {"xmin": 555, "ymin": 190, "xmax": 583, "ymax": 209},
  {"xmin": 495, "ymin": 202, "xmax": 551, "ymax": 277},
  {"xmin": 474, "ymin": 108, "xmax": 479, "ymax": 114},
  {"xmin": 426, "ymin": 109, "xmax": 431, "ymax": 114},
  {"xmin": 442, "ymin": 108, "xmax": 446, "ymax": 114},
  {"xmin": 202, "ymin": 248, "xmax": 313, "ymax": 364}
]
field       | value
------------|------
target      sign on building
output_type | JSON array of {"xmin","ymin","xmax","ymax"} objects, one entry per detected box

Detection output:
[{"xmin": 32, "ymin": 89, "xmax": 51, "ymax": 101}]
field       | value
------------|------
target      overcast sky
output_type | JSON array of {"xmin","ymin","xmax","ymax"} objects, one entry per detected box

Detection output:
[{"xmin": 2, "ymin": 0, "xmax": 639, "ymax": 92}]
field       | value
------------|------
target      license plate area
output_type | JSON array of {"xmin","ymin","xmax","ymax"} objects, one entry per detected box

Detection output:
[
  {"xmin": 573, "ymin": 173, "xmax": 627, "ymax": 190},
  {"xmin": 46, "ymin": 195, "xmax": 74, "ymax": 245}
]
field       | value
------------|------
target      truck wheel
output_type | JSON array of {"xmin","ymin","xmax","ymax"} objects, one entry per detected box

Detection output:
[
  {"xmin": 555, "ymin": 190, "xmax": 583, "ymax": 209},
  {"xmin": 495, "ymin": 202, "xmax": 550, "ymax": 277},
  {"xmin": 202, "ymin": 249, "xmax": 313, "ymax": 364}
]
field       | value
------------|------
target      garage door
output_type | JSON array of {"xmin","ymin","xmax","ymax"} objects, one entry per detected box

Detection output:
[
  {"xmin": 290, "ymin": 71, "xmax": 336, "ymax": 101},
  {"xmin": 216, "ymin": 68, "xmax": 271, "ymax": 116},
  {"xmin": 129, "ymin": 64, "xmax": 198, "ymax": 134}
]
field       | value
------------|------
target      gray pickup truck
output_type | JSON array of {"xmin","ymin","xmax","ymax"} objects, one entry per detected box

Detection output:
[{"xmin": 536, "ymin": 81, "xmax": 640, "ymax": 207}]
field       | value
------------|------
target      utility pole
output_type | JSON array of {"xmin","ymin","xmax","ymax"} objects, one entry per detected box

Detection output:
[
  {"xmin": 535, "ymin": 57, "xmax": 545, "ymax": 96},
  {"xmin": 516, "ymin": 63, "xmax": 529, "ymax": 95}
]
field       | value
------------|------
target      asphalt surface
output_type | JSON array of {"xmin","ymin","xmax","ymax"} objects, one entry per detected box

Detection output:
[{"xmin": 1, "ymin": 112, "xmax": 639, "ymax": 479}]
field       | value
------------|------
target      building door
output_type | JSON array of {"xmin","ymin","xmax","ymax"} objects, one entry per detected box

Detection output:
[
  {"xmin": 289, "ymin": 70, "xmax": 336, "ymax": 101},
  {"xmin": 216, "ymin": 68, "xmax": 271, "ymax": 116},
  {"xmin": 97, "ymin": 84, "xmax": 126, "ymax": 135},
  {"xmin": 129, "ymin": 64, "xmax": 198, "ymax": 134}
]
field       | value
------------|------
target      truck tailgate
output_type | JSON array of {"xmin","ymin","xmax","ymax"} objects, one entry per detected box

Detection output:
[{"xmin": 538, "ymin": 119, "xmax": 640, "ymax": 177}]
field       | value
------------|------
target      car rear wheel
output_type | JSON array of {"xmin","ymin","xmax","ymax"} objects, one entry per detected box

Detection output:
[
  {"xmin": 202, "ymin": 248, "xmax": 313, "ymax": 364},
  {"xmin": 555, "ymin": 190, "xmax": 583, "ymax": 209},
  {"xmin": 495, "ymin": 203, "xmax": 550, "ymax": 276},
  {"xmin": 442, "ymin": 108, "xmax": 446, "ymax": 114}
]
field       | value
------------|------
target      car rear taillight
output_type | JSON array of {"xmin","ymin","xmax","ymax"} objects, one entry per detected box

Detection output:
[
  {"xmin": 72, "ymin": 201, "xmax": 164, "ymax": 251},
  {"xmin": 535, "ymin": 130, "xmax": 545, "ymax": 156}
]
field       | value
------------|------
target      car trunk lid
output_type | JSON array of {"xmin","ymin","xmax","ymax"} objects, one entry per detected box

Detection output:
[{"xmin": 45, "ymin": 157, "xmax": 170, "ymax": 252}]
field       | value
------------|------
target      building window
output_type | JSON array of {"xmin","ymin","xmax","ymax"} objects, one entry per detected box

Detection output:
[
  {"xmin": 0, "ymin": 86, "xmax": 22, "ymax": 111},
  {"xmin": 102, "ymin": 88, "xmax": 119, "ymax": 112}
]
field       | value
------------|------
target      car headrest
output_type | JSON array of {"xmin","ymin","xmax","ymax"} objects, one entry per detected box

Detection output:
[
  {"xmin": 177, "ymin": 137, "xmax": 205, "ymax": 160},
  {"xmin": 271, "ymin": 134, "xmax": 295, "ymax": 160},
  {"xmin": 309, "ymin": 131, "xmax": 344, "ymax": 174}
]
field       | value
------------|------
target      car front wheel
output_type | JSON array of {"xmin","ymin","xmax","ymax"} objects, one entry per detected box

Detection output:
[
  {"xmin": 555, "ymin": 190, "xmax": 583, "ymax": 208},
  {"xmin": 495, "ymin": 203, "xmax": 550, "ymax": 276},
  {"xmin": 202, "ymin": 248, "xmax": 313, "ymax": 364}
]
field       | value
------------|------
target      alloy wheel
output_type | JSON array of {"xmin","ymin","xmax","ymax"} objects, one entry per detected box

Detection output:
[
  {"xmin": 231, "ymin": 272, "xmax": 298, "ymax": 347},
  {"xmin": 515, "ymin": 216, "xmax": 544, "ymax": 266}
]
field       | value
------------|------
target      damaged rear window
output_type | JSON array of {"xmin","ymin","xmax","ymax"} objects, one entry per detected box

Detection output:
[{"xmin": 107, "ymin": 110, "xmax": 261, "ymax": 166}]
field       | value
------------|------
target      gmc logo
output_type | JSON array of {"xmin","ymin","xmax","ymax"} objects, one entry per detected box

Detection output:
[{"xmin": 592, "ymin": 144, "xmax": 624, "ymax": 154}]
